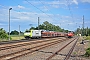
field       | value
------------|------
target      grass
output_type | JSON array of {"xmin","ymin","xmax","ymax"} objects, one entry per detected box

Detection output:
[
  {"xmin": 0, "ymin": 35, "xmax": 25, "ymax": 42},
  {"xmin": 83, "ymin": 36, "xmax": 90, "ymax": 57},
  {"xmin": 89, "ymin": 42, "xmax": 90, "ymax": 48},
  {"xmin": 83, "ymin": 36, "xmax": 90, "ymax": 47},
  {"xmin": 0, "ymin": 39, "xmax": 8, "ymax": 42},
  {"xmin": 73, "ymin": 52, "xmax": 77, "ymax": 54},
  {"xmin": 84, "ymin": 48, "xmax": 90, "ymax": 57},
  {"xmin": 10, "ymin": 35, "xmax": 25, "ymax": 40},
  {"xmin": 85, "ymin": 36, "xmax": 90, "ymax": 40}
]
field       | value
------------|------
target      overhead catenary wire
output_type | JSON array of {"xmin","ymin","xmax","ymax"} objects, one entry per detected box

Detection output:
[
  {"xmin": 0, "ymin": 4, "xmax": 30, "ymax": 27},
  {"xmin": 25, "ymin": 0, "xmax": 55, "ymax": 21},
  {"xmin": 39, "ymin": 0, "xmax": 74, "ymax": 29},
  {"xmin": 0, "ymin": 4, "xmax": 9, "ymax": 16},
  {"xmin": 39, "ymin": 0, "xmax": 61, "ymax": 21},
  {"xmin": 65, "ymin": 0, "xmax": 76, "ymax": 29},
  {"xmin": 38, "ymin": 0, "xmax": 63, "ymax": 28},
  {"xmin": 0, "ymin": 0, "xmax": 62, "ymax": 25},
  {"xmin": 0, "ymin": 3, "xmax": 44, "ymax": 28},
  {"xmin": 0, "ymin": 0, "xmax": 31, "ymax": 18},
  {"xmin": 11, "ymin": 0, "xmax": 58, "ymax": 26},
  {"xmin": 0, "ymin": 0, "xmax": 74, "ymax": 28},
  {"xmin": 66, "ymin": 0, "xmax": 73, "ymax": 19}
]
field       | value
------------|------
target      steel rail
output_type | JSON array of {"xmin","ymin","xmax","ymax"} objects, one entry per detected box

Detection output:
[
  {"xmin": 46, "ymin": 37, "xmax": 77, "ymax": 60},
  {"xmin": 0, "ymin": 38, "xmax": 67, "ymax": 60},
  {"xmin": 64, "ymin": 37, "xmax": 78, "ymax": 60},
  {"xmin": 8, "ymin": 40, "xmax": 64, "ymax": 60},
  {"xmin": 0, "ymin": 38, "xmax": 62, "ymax": 51}
]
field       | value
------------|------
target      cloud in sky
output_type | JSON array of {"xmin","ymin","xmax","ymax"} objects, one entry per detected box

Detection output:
[
  {"xmin": 80, "ymin": 0, "xmax": 90, "ymax": 3},
  {"xmin": 0, "ymin": 23, "xmax": 5, "ymax": 25},
  {"xmin": 0, "ymin": 7, "xmax": 79, "ymax": 31},
  {"xmin": 17, "ymin": 5, "xmax": 25, "ymax": 9},
  {"xmin": 0, "ymin": 0, "xmax": 90, "ymax": 31},
  {"xmin": 24, "ymin": 0, "xmax": 79, "ymax": 9},
  {"xmin": 72, "ymin": 0, "xmax": 78, "ymax": 5}
]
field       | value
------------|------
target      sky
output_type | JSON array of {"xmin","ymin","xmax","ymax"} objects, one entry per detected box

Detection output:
[{"xmin": 0, "ymin": 0, "xmax": 90, "ymax": 32}]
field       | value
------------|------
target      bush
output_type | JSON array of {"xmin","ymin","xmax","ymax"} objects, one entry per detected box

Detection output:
[
  {"xmin": 0, "ymin": 28, "xmax": 9, "ymax": 40},
  {"xmin": 85, "ymin": 48, "xmax": 90, "ymax": 57}
]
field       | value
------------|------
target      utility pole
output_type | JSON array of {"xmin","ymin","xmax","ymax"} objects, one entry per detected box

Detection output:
[
  {"xmin": 38, "ymin": 17, "xmax": 39, "ymax": 30},
  {"xmin": 9, "ymin": 8, "xmax": 12, "ymax": 41},
  {"xmin": 82, "ymin": 15, "xmax": 84, "ymax": 36},
  {"xmin": 19, "ymin": 25, "xmax": 20, "ymax": 39}
]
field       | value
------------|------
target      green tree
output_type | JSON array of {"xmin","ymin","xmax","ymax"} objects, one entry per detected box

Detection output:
[
  {"xmin": 29, "ymin": 27, "xmax": 36, "ymax": 30},
  {"xmin": 64, "ymin": 30, "xmax": 69, "ymax": 33},
  {"xmin": 75, "ymin": 27, "xmax": 90, "ymax": 36},
  {"xmin": 10, "ymin": 30, "xmax": 19, "ymax": 35},
  {"xmin": 0, "ymin": 28, "xmax": 9, "ymax": 39},
  {"xmin": 25, "ymin": 21, "xmax": 69, "ymax": 33}
]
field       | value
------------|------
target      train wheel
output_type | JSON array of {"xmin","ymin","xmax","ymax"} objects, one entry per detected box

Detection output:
[{"xmin": 25, "ymin": 36, "xmax": 30, "ymax": 40}]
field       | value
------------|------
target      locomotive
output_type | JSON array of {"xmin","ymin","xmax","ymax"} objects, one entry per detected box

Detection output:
[
  {"xmin": 24, "ymin": 30, "xmax": 68, "ymax": 39},
  {"xmin": 67, "ymin": 32, "xmax": 74, "ymax": 38}
]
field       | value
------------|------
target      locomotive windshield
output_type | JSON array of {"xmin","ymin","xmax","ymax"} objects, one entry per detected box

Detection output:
[{"xmin": 25, "ymin": 30, "xmax": 31, "ymax": 32}]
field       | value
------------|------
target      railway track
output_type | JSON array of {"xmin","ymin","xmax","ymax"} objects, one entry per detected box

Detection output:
[
  {"xmin": 0, "ymin": 38, "xmax": 61, "ymax": 51},
  {"xmin": 12, "ymin": 37, "xmax": 78, "ymax": 60},
  {"xmin": 64, "ymin": 37, "xmax": 78, "ymax": 60},
  {"xmin": 0, "ymin": 37, "xmax": 59, "ymax": 45},
  {"xmin": 0, "ymin": 37, "xmax": 68, "ymax": 60},
  {"xmin": 46, "ymin": 37, "xmax": 78, "ymax": 60}
]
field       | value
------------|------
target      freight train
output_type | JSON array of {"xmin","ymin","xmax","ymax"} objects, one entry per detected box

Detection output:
[{"xmin": 24, "ymin": 30, "xmax": 69, "ymax": 39}]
